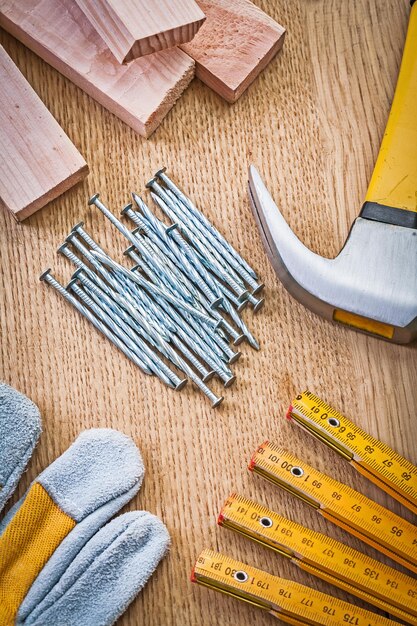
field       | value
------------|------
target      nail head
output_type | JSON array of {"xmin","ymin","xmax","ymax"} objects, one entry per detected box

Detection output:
[
  {"xmin": 121, "ymin": 203, "xmax": 133, "ymax": 215},
  {"xmin": 71, "ymin": 267, "xmax": 83, "ymax": 280},
  {"xmin": 253, "ymin": 298, "xmax": 265, "ymax": 314},
  {"xmin": 145, "ymin": 177, "xmax": 157, "ymax": 189},
  {"xmin": 66, "ymin": 278, "xmax": 78, "ymax": 290},
  {"xmin": 154, "ymin": 167, "xmax": 167, "ymax": 178},
  {"xmin": 71, "ymin": 221, "xmax": 85, "ymax": 232},
  {"xmin": 88, "ymin": 193, "xmax": 100, "ymax": 206},
  {"xmin": 39, "ymin": 268, "xmax": 52, "ymax": 281}
]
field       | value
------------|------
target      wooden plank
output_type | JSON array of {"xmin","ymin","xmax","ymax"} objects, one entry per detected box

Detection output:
[
  {"xmin": 74, "ymin": 0, "xmax": 206, "ymax": 63},
  {"xmin": 180, "ymin": 0, "xmax": 285, "ymax": 103},
  {"xmin": 0, "ymin": 0, "xmax": 195, "ymax": 138},
  {"xmin": 0, "ymin": 45, "xmax": 88, "ymax": 222}
]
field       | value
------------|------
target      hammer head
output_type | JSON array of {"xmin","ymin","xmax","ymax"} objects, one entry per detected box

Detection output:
[{"xmin": 249, "ymin": 166, "xmax": 417, "ymax": 343}]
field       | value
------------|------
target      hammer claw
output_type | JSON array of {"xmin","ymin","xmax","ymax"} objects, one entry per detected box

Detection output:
[{"xmin": 248, "ymin": 166, "xmax": 417, "ymax": 344}]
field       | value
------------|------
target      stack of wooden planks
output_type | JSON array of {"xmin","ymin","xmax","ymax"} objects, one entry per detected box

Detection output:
[
  {"xmin": 73, "ymin": 0, "xmax": 207, "ymax": 63},
  {"xmin": 0, "ymin": 0, "xmax": 285, "ymax": 220}
]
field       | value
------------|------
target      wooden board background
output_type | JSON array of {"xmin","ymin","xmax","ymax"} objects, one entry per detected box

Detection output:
[{"xmin": 0, "ymin": 1, "xmax": 416, "ymax": 625}]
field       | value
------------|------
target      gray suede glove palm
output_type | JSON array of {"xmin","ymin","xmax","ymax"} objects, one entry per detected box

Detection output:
[{"xmin": 0, "ymin": 382, "xmax": 169, "ymax": 626}]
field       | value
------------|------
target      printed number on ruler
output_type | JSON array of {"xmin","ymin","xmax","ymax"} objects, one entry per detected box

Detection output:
[
  {"xmin": 192, "ymin": 549, "xmax": 401, "ymax": 626},
  {"xmin": 287, "ymin": 391, "xmax": 417, "ymax": 515},
  {"xmin": 219, "ymin": 493, "xmax": 417, "ymax": 624},
  {"xmin": 249, "ymin": 443, "xmax": 417, "ymax": 574}
]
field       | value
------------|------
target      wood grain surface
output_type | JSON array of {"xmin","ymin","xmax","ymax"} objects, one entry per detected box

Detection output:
[
  {"xmin": 74, "ymin": 0, "xmax": 205, "ymax": 63},
  {"xmin": 0, "ymin": 1, "xmax": 416, "ymax": 625},
  {"xmin": 0, "ymin": 0, "xmax": 195, "ymax": 138}
]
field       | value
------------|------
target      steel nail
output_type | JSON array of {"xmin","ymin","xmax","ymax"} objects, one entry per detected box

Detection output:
[
  {"xmin": 127, "ymin": 264, "xmax": 234, "ymax": 380},
  {"xmin": 159, "ymin": 184, "xmax": 262, "ymax": 297},
  {"xmin": 130, "ymin": 226, "xmax": 197, "ymax": 305},
  {"xmin": 71, "ymin": 263, "xmax": 223, "ymax": 399},
  {"xmin": 127, "ymin": 280, "xmax": 222, "ymax": 380},
  {"xmin": 245, "ymin": 293, "xmax": 265, "ymax": 313},
  {"xmin": 155, "ymin": 168, "xmax": 259, "ymax": 281},
  {"xmin": 148, "ymin": 186, "xmax": 250, "ymax": 302},
  {"xmin": 73, "ymin": 268, "xmax": 168, "ymax": 342},
  {"xmin": 122, "ymin": 270, "xmax": 232, "ymax": 388},
  {"xmin": 89, "ymin": 195, "xmax": 197, "ymax": 306},
  {"xmin": 77, "ymin": 275, "xmax": 189, "ymax": 389},
  {"xmin": 39, "ymin": 269, "xmax": 155, "ymax": 378},
  {"xmin": 92, "ymin": 251, "xmax": 219, "ymax": 328},
  {"xmin": 129, "ymin": 197, "xmax": 224, "ymax": 310},
  {"xmin": 66, "ymin": 233, "xmax": 121, "ymax": 292},
  {"xmin": 77, "ymin": 271, "xmax": 217, "ymax": 390},
  {"xmin": 127, "ymin": 199, "xmax": 223, "ymax": 310},
  {"xmin": 69, "ymin": 279, "xmax": 187, "ymax": 390},
  {"xmin": 58, "ymin": 242, "xmax": 93, "ymax": 275},
  {"xmin": 127, "ymin": 202, "xmax": 223, "ymax": 309},
  {"xmin": 161, "ymin": 224, "xmax": 224, "ymax": 309},
  {"xmin": 88, "ymin": 195, "xmax": 184, "ymax": 300},
  {"xmin": 151, "ymin": 190, "xmax": 248, "ymax": 302},
  {"xmin": 162, "ymin": 185, "xmax": 264, "ymax": 294},
  {"xmin": 217, "ymin": 295, "xmax": 260, "ymax": 350}
]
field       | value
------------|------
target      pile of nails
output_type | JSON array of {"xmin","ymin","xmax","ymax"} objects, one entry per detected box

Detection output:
[{"xmin": 40, "ymin": 169, "xmax": 264, "ymax": 407}]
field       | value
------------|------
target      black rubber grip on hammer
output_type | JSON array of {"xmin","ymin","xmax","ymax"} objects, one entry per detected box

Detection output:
[{"xmin": 360, "ymin": 201, "xmax": 417, "ymax": 229}]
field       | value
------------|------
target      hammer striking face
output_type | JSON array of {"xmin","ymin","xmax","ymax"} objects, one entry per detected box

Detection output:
[{"xmin": 249, "ymin": 3, "xmax": 417, "ymax": 344}]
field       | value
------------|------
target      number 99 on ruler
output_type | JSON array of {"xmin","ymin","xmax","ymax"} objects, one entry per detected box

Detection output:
[{"xmin": 287, "ymin": 391, "xmax": 417, "ymax": 515}]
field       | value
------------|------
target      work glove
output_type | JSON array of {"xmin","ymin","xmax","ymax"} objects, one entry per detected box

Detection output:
[
  {"xmin": 0, "ymin": 383, "xmax": 170, "ymax": 626},
  {"xmin": 0, "ymin": 382, "xmax": 41, "ymax": 512}
]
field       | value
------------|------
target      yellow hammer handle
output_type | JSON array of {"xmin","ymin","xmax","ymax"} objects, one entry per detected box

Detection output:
[{"xmin": 365, "ymin": 3, "xmax": 417, "ymax": 214}]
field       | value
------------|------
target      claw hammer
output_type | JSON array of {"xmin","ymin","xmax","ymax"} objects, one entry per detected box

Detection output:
[{"xmin": 249, "ymin": 3, "xmax": 417, "ymax": 343}]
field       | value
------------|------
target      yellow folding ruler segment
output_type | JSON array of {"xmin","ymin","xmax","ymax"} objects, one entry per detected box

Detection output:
[
  {"xmin": 249, "ymin": 443, "xmax": 417, "ymax": 574},
  {"xmin": 219, "ymin": 493, "xmax": 417, "ymax": 624},
  {"xmin": 287, "ymin": 391, "xmax": 417, "ymax": 515},
  {"xmin": 192, "ymin": 549, "xmax": 401, "ymax": 626}
]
